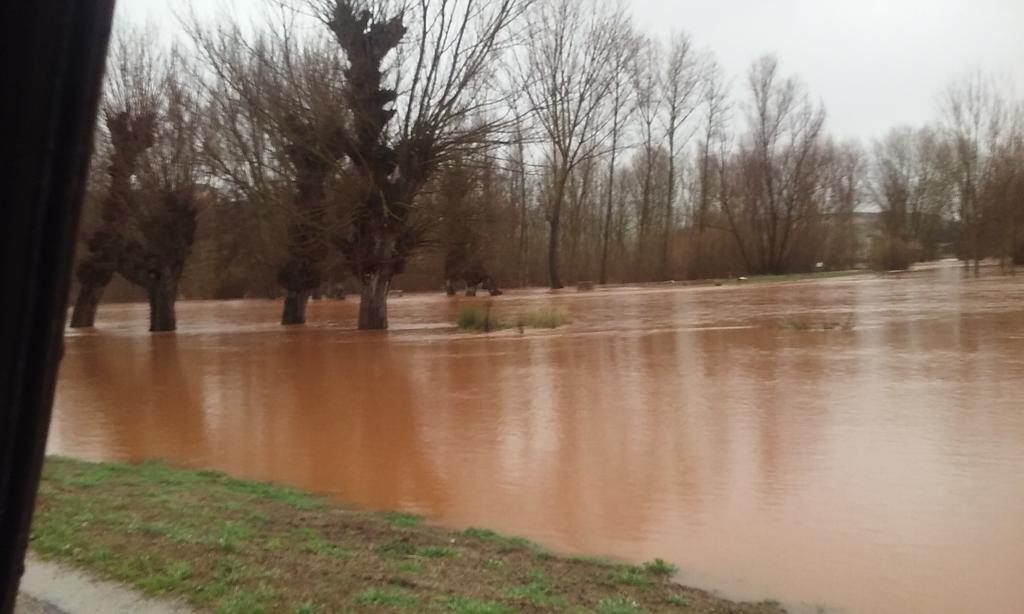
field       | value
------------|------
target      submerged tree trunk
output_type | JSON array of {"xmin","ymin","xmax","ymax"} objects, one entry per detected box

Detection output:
[
  {"xmin": 358, "ymin": 272, "xmax": 390, "ymax": 330},
  {"xmin": 148, "ymin": 278, "xmax": 178, "ymax": 332},
  {"xmin": 69, "ymin": 281, "xmax": 106, "ymax": 328},
  {"xmin": 281, "ymin": 289, "xmax": 311, "ymax": 326}
]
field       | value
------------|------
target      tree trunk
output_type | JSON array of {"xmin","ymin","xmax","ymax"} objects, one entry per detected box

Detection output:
[
  {"xmin": 69, "ymin": 281, "xmax": 104, "ymax": 328},
  {"xmin": 548, "ymin": 211, "xmax": 563, "ymax": 289},
  {"xmin": 600, "ymin": 149, "xmax": 618, "ymax": 285},
  {"xmin": 148, "ymin": 278, "xmax": 177, "ymax": 332},
  {"xmin": 281, "ymin": 289, "xmax": 311, "ymax": 326},
  {"xmin": 358, "ymin": 272, "xmax": 390, "ymax": 330},
  {"xmin": 661, "ymin": 135, "xmax": 677, "ymax": 282},
  {"xmin": 514, "ymin": 129, "xmax": 529, "ymax": 288},
  {"xmin": 547, "ymin": 170, "xmax": 569, "ymax": 290}
]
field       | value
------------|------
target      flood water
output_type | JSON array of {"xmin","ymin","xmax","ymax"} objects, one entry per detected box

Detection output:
[{"xmin": 50, "ymin": 263, "xmax": 1024, "ymax": 614}]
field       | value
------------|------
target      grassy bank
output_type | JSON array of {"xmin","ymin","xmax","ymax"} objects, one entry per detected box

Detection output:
[{"xmin": 31, "ymin": 457, "xmax": 785, "ymax": 613}]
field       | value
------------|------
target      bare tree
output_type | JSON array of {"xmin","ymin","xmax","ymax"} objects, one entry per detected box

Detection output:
[
  {"xmin": 819, "ymin": 140, "xmax": 862, "ymax": 269},
  {"xmin": 869, "ymin": 126, "xmax": 951, "ymax": 269},
  {"xmin": 598, "ymin": 25, "xmax": 637, "ymax": 285},
  {"xmin": 690, "ymin": 55, "xmax": 730, "ymax": 277},
  {"xmin": 657, "ymin": 32, "xmax": 701, "ymax": 280},
  {"xmin": 940, "ymin": 73, "xmax": 1009, "ymax": 273},
  {"xmin": 520, "ymin": 0, "xmax": 621, "ymax": 289},
  {"xmin": 721, "ymin": 55, "xmax": 826, "ymax": 275},
  {"xmin": 630, "ymin": 36, "xmax": 661, "ymax": 275}
]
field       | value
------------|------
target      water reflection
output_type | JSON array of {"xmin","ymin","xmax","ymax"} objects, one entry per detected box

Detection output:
[{"xmin": 51, "ymin": 265, "xmax": 1024, "ymax": 614}]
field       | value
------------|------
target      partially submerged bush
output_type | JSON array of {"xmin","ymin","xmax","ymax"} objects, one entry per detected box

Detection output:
[
  {"xmin": 456, "ymin": 305, "xmax": 568, "ymax": 332},
  {"xmin": 456, "ymin": 304, "xmax": 501, "ymax": 331},
  {"xmin": 513, "ymin": 309, "xmax": 568, "ymax": 329}
]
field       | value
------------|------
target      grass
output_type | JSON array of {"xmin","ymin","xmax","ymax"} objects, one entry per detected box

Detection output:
[
  {"xmin": 596, "ymin": 597, "xmax": 644, "ymax": 613},
  {"xmin": 512, "ymin": 309, "xmax": 567, "ymax": 329},
  {"xmin": 384, "ymin": 511, "xmax": 423, "ymax": 528},
  {"xmin": 455, "ymin": 305, "xmax": 569, "ymax": 332},
  {"xmin": 356, "ymin": 587, "xmax": 420, "ymax": 608},
  {"xmin": 643, "ymin": 558, "xmax": 679, "ymax": 576},
  {"xmin": 30, "ymin": 456, "xmax": 787, "ymax": 613},
  {"xmin": 456, "ymin": 304, "xmax": 502, "ymax": 332},
  {"xmin": 504, "ymin": 567, "xmax": 565, "ymax": 607}
]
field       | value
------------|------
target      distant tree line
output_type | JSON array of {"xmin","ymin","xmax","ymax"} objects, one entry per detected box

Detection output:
[{"xmin": 70, "ymin": 0, "xmax": 1024, "ymax": 332}]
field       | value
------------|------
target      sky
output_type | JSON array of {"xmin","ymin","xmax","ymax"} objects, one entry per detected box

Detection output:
[{"xmin": 119, "ymin": 0, "xmax": 1024, "ymax": 141}]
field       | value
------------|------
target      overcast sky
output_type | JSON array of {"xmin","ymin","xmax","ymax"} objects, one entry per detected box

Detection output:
[{"xmin": 119, "ymin": 0, "xmax": 1023, "ymax": 141}]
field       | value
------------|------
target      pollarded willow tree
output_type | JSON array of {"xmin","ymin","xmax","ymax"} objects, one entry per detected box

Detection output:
[
  {"xmin": 189, "ymin": 14, "xmax": 349, "ymax": 325},
  {"xmin": 116, "ymin": 47, "xmax": 205, "ymax": 332},
  {"xmin": 69, "ymin": 33, "xmax": 158, "ymax": 329},
  {"xmin": 70, "ymin": 30, "xmax": 204, "ymax": 332},
  {"xmin": 315, "ymin": 0, "xmax": 528, "ymax": 329}
]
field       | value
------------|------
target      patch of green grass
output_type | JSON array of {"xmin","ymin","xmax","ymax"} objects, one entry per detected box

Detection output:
[
  {"xmin": 216, "ymin": 520, "xmax": 254, "ymax": 551},
  {"xmin": 214, "ymin": 586, "xmax": 278, "ymax": 614},
  {"xmin": 666, "ymin": 593, "xmax": 691, "ymax": 607},
  {"xmin": 384, "ymin": 511, "xmax": 424, "ymax": 528},
  {"xmin": 462, "ymin": 527, "xmax": 501, "ymax": 540},
  {"xmin": 299, "ymin": 528, "xmax": 351, "ymax": 558},
  {"xmin": 569, "ymin": 555, "xmax": 618, "ymax": 566},
  {"xmin": 136, "ymin": 560, "xmax": 193, "ymax": 593},
  {"xmin": 293, "ymin": 602, "xmax": 318, "ymax": 614},
  {"xmin": 420, "ymin": 545, "xmax": 459, "ymax": 558},
  {"xmin": 461, "ymin": 527, "xmax": 534, "ymax": 551},
  {"xmin": 393, "ymin": 561, "xmax": 425, "ymax": 574},
  {"xmin": 507, "ymin": 581, "xmax": 563, "ymax": 606},
  {"xmin": 456, "ymin": 305, "xmax": 502, "ymax": 332},
  {"xmin": 596, "ymin": 596, "xmax": 644, "ymax": 613},
  {"xmin": 456, "ymin": 306, "xmax": 569, "ymax": 332},
  {"xmin": 612, "ymin": 566, "xmax": 653, "ymax": 588},
  {"xmin": 506, "ymin": 567, "xmax": 564, "ymax": 607},
  {"xmin": 642, "ymin": 558, "xmax": 678, "ymax": 576},
  {"xmin": 209, "ymin": 474, "xmax": 322, "ymax": 510},
  {"xmin": 376, "ymin": 539, "xmax": 417, "ymax": 557},
  {"xmin": 448, "ymin": 596, "xmax": 515, "ymax": 614},
  {"xmin": 513, "ymin": 309, "xmax": 568, "ymax": 329},
  {"xmin": 137, "ymin": 519, "xmax": 201, "ymax": 544},
  {"xmin": 356, "ymin": 587, "xmax": 419, "ymax": 608}
]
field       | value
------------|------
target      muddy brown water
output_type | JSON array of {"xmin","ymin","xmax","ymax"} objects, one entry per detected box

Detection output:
[{"xmin": 50, "ymin": 263, "xmax": 1024, "ymax": 614}]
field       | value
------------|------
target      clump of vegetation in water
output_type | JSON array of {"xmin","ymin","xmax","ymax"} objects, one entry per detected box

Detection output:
[
  {"xmin": 456, "ymin": 305, "xmax": 568, "ymax": 332},
  {"xmin": 456, "ymin": 304, "xmax": 503, "ymax": 331},
  {"xmin": 513, "ymin": 309, "xmax": 568, "ymax": 329},
  {"xmin": 31, "ymin": 457, "xmax": 786, "ymax": 614}
]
